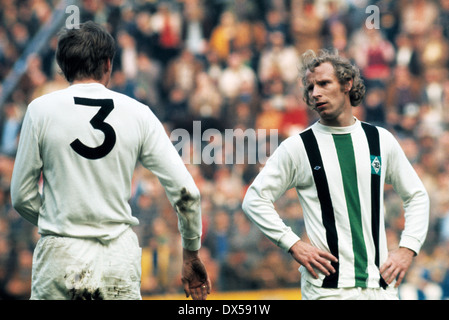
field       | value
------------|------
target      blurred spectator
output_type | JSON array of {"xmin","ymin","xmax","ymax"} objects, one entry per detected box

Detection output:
[
  {"xmin": 421, "ymin": 25, "xmax": 449, "ymax": 71},
  {"xmin": 218, "ymin": 51, "xmax": 257, "ymax": 102},
  {"xmin": 9, "ymin": 23, "xmax": 29, "ymax": 55},
  {"xmin": 117, "ymin": 30, "xmax": 138, "ymax": 80},
  {"xmin": 166, "ymin": 85, "xmax": 190, "ymax": 129},
  {"xmin": 440, "ymin": 0, "xmax": 449, "ymax": 39},
  {"xmin": 204, "ymin": 49, "xmax": 224, "ymax": 85},
  {"xmin": 352, "ymin": 27, "xmax": 395, "ymax": 87},
  {"xmin": 209, "ymin": 11, "xmax": 238, "ymax": 62},
  {"xmin": 279, "ymin": 94, "xmax": 309, "ymax": 138},
  {"xmin": 320, "ymin": 0, "xmax": 349, "ymax": 51},
  {"xmin": 228, "ymin": 210, "xmax": 262, "ymax": 267},
  {"xmin": 420, "ymin": 68, "xmax": 447, "ymax": 137},
  {"xmin": 182, "ymin": 0, "xmax": 210, "ymax": 59},
  {"xmin": 363, "ymin": 85, "xmax": 386, "ymax": 126},
  {"xmin": 401, "ymin": 0, "xmax": 439, "ymax": 48},
  {"xmin": 152, "ymin": 2, "xmax": 183, "ymax": 65},
  {"xmin": 255, "ymin": 99, "xmax": 284, "ymax": 131},
  {"xmin": 134, "ymin": 52, "xmax": 163, "ymax": 112},
  {"xmin": 0, "ymin": 103, "xmax": 22, "ymax": 157},
  {"xmin": 22, "ymin": 54, "xmax": 48, "ymax": 102},
  {"xmin": 265, "ymin": 7, "xmax": 289, "ymax": 40},
  {"xmin": 140, "ymin": 217, "xmax": 173, "ymax": 294},
  {"xmin": 189, "ymin": 72, "xmax": 223, "ymax": 121},
  {"xmin": 203, "ymin": 209, "xmax": 231, "ymax": 264},
  {"xmin": 385, "ymin": 65, "xmax": 421, "ymax": 127},
  {"xmin": 258, "ymin": 31, "xmax": 301, "ymax": 90},
  {"xmin": 399, "ymin": 263, "xmax": 443, "ymax": 300},
  {"xmin": 164, "ymin": 49, "xmax": 203, "ymax": 97},
  {"xmin": 109, "ymin": 69, "xmax": 136, "ymax": 99},
  {"xmin": 131, "ymin": 11, "xmax": 157, "ymax": 58},
  {"xmin": 290, "ymin": 0, "xmax": 322, "ymax": 54},
  {"xmin": 394, "ymin": 33, "xmax": 422, "ymax": 77}
]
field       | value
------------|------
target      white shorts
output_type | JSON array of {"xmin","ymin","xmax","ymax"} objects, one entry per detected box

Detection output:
[
  {"xmin": 30, "ymin": 227, "xmax": 142, "ymax": 300},
  {"xmin": 301, "ymin": 278, "xmax": 399, "ymax": 300}
]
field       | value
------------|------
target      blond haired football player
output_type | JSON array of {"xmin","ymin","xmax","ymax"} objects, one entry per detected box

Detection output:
[{"xmin": 243, "ymin": 50, "xmax": 429, "ymax": 300}]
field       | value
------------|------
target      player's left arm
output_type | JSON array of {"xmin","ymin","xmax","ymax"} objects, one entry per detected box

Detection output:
[
  {"xmin": 11, "ymin": 106, "xmax": 43, "ymax": 226},
  {"xmin": 138, "ymin": 110, "xmax": 209, "ymax": 298},
  {"xmin": 380, "ymin": 247, "xmax": 415, "ymax": 287},
  {"xmin": 381, "ymin": 130, "xmax": 430, "ymax": 286},
  {"xmin": 384, "ymin": 131, "xmax": 429, "ymax": 254},
  {"xmin": 181, "ymin": 248, "xmax": 211, "ymax": 300},
  {"xmin": 138, "ymin": 110, "xmax": 202, "ymax": 251}
]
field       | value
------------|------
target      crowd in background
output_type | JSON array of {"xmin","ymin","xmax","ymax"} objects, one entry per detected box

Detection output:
[{"xmin": 1, "ymin": 0, "xmax": 449, "ymax": 300}]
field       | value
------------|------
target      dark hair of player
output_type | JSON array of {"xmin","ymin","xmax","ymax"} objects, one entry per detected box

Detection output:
[{"xmin": 56, "ymin": 21, "xmax": 116, "ymax": 83}]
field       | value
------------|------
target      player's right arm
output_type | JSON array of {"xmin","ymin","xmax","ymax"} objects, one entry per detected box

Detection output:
[
  {"xmin": 288, "ymin": 239, "xmax": 338, "ymax": 279},
  {"xmin": 242, "ymin": 142, "xmax": 301, "ymax": 251},
  {"xmin": 11, "ymin": 105, "xmax": 43, "ymax": 226},
  {"xmin": 242, "ymin": 140, "xmax": 337, "ymax": 277}
]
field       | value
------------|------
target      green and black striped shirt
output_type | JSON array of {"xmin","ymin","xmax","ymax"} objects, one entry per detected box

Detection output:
[{"xmin": 243, "ymin": 119, "xmax": 429, "ymax": 289}]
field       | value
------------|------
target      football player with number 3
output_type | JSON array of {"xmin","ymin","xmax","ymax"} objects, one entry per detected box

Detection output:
[{"xmin": 11, "ymin": 21, "xmax": 211, "ymax": 300}]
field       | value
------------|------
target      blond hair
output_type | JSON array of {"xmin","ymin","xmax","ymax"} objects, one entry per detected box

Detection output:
[{"xmin": 299, "ymin": 49, "xmax": 366, "ymax": 107}]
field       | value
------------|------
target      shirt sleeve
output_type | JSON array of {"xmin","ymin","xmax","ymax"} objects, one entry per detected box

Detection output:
[
  {"xmin": 10, "ymin": 106, "xmax": 42, "ymax": 226},
  {"xmin": 138, "ymin": 111, "xmax": 202, "ymax": 251},
  {"xmin": 384, "ymin": 130, "xmax": 430, "ymax": 255},
  {"xmin": 242, "ymin": 141, "xmax": 301, "ymax": 252}
]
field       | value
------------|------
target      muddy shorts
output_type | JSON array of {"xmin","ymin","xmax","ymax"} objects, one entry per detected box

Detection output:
[{"xmin": 30, "ymin": 228, "xmax": 142, "ymax": 300}]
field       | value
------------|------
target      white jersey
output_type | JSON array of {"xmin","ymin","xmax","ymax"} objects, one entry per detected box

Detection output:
[
  {"xmin": 243, "ymin": 119, "xmax": 429, "ymax": 289},
  {"xmin": 11, "ymin": 83, "xmax": 202, "ymax": 251}
]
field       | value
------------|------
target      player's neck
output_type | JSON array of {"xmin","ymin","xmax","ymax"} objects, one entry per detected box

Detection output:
[
  {"xmin": 72, "ymin": 73, "xmax": 111, "ymax": 87},
  {"xmin": 72, "ymin": 79, "xmax": 102, "ymax": 85}
]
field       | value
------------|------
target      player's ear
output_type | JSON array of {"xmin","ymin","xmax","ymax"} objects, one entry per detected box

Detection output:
[
  {"xmin": 345, "ymin": 79, "xmax": 353, "ymax": 93},
  {"xmin": 103, "ymin": 59, "xmax": 112, "ymax": 74}
]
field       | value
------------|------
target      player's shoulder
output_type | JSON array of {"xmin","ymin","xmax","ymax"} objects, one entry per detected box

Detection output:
[
  {"xmin": 27, "ymin": 87, "xmax": 71, "ymax": 114},
  {"xmin": 281, "ymin": 132, "xmax": 304, "ymax": 148},
  {"xmin": 360, "ymin": 122, "xmax": 403, "ymax": 157},
  {"xmin": 30, "ymin": 87, "xmax": 65, "ymax": 103},
  {"xmin": 361, "ymin": 122, "xmax": 397, "ymax": 142},
  {"xmin": 105, "ymin": 87, "xmax": 141, "ymax": 104},
  {"xmin": 105, "ymin": 88, "xmax": 153, "ymax": 115},
  {"xmin": 274, "ymin": 128, "xmax": 311, "ymax": 161},
  {"xmin": 279, "ymin": 125, "xmax": 319, "ymax": 150}
]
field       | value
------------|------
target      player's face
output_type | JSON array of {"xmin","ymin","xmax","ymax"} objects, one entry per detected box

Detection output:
[{"xmin": 305, "ymin": 62, "xmax": 354, "ymax": 127}]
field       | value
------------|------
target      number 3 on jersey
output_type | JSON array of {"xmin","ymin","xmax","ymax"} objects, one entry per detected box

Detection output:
[{"xmin": 71, "ymin": 97, "xmax": 117, "ymax": 159}]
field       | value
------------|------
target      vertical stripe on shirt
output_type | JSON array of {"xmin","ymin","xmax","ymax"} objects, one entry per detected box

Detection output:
[
  {"xmin": 361, "ymin": 122, "xmax": 388, "ymax": 289},
  {"xmin": 300, "ymin": 129, "xmax": 339, "ymax": 288},
  {"xmin": 333, "ymin": 134, "xmax": 369, "ymax": 287}
]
